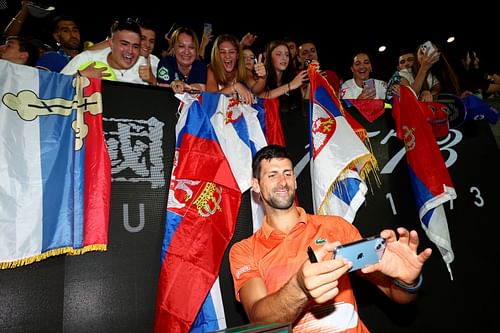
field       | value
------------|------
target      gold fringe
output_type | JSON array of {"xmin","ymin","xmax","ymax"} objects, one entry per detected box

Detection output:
[
  {"xmin": 0, "ymin": 244, "xmax": 108, "ymax": 269},
  {"xmin": 318, "ymin": 152, "xmax": 381, "ymax": 214}
]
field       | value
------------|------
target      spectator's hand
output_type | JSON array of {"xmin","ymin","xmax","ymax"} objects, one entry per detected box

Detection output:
[
  {"xmin": 240, "ymin": 33, "xmax": 257, "ymax": 47},
  {"xmin": 419, "ymin": 90, "xmax": 433, "ymax": 102},
  {"xmin": 139, "ymin": 56, "xmax": 156, "ymax": 85},
  {"xmin": 253, "ymin": 54, "xmax": 266, "ymax": 78},
  {"xmin": 391, "ymin": 84, "xmax": 400, "ymax": 97},
  {"xmin": 361, "ymin": 228, "xmax": 432, "ymax": 285},
  {"xmin": 199, "ymin": 29, "xmax": 214, "ymax": 60},
  {"xmin": 421, "ymin": 50, "xmax": 440, "ymax": 71},
  {"xmin": 358, "ymin": 85, "xmax": 376, "ymax": 99},
  {"xmin": 171, "ymin": 80, "xmax": 188, "ymax": 94},
  {"xmin": 80, "ymin": 62, "xmax": 112, "ymax": 79},
  {"xmin": 200, "ymin": 29, "xmax": 213, "ymax": 48},
  {"xmin": 290, "ymin": 70, "xmax": 309, "ymax": 90},
  {"xmin": 233, "ymin": 82, "xmax": 254, "ymax": 104},
  {"xmin": 295, "ymin": 242, "xmax": 351, "ymax": 304}
]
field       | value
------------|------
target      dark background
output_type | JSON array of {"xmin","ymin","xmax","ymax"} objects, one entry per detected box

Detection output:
[{"xmin": 2, "ymin": 0, "xmax": 499, "ymax": 80}]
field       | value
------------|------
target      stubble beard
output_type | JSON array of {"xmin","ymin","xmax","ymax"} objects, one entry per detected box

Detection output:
[{"xmin": 261, "ymin": 187, "xmax": 295, "ymax": 210}]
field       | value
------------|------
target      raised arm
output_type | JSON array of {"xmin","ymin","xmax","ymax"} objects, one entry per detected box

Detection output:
[{"xmin": 3, "ymin": 1, "xmax": 30, "ymax": 40}]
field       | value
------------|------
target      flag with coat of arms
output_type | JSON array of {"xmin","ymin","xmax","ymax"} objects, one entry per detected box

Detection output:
[
  {"xmin": 392, "ymin": 85, "xmax": 456, "ymax": 279},
  {"xmin": 154, "ymin": 92, "xmax": 267, "ymax": 332},
  {"xmin": 308, "ymin": 64, "xmax": 378, "ymax": 222}
]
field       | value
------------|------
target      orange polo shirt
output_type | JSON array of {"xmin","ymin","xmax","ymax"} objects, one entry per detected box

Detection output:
[{"xmin": 229, "ymin": 207, "xmax": 370, "ymax": 332}]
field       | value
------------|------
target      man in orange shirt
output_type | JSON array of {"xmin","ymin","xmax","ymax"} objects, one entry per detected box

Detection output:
[{"xmin": 229, "ymin": 145, "xmax": 432, "ymax": 332}]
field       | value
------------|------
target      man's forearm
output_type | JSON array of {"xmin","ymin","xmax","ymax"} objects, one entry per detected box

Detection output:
[{"xmin": 247, "ymin": 274, "xmax": 309, "ymax": 323}]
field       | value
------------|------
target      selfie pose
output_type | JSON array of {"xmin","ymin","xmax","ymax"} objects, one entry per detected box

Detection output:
[{"xmin": 229, "ymin": 145, "xmax": 432, "ymax": 332}]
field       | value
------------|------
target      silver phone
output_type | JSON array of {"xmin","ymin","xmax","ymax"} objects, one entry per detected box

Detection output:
[{"xmin": 333, "ymin": 236, "xmax": 386, "ymax": 272}]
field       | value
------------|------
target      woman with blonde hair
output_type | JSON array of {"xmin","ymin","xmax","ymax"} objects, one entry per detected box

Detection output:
[
  {"xmin": 206, "ymin": 34, "xmax": 266, "ymax": 104},
  {"xmin": 156, "ymin": 27, "xmax": 207, "ymax": 93}
]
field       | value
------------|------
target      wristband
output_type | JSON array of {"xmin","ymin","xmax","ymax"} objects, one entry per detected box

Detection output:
[{"xmin": 393, "ymin": 273, "xmax": 423, "ymax": 293}]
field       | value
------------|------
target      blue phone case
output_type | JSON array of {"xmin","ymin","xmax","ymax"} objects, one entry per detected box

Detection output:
[{"xmin": 334, "ymin": 236, "xmax": 386, "ymax": 272}]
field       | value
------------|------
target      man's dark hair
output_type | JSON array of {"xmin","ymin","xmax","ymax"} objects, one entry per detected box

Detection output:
[
  {"xmin": 252, "ymin": 145, "xmax": 292, "ymax": 179},
  {"xmin": 6, "ymin": 36, "xmax": 39, "ymax": 66},
  {"xmin": 399, "ymin": 48, "xmax": 414, "ymax": 56},
  {"xmin": 110, "ymin": 18, "xmax": 141, "ymax": 36},
  {"xmin": 135, "ymin": 17, "xmax": 158, "ymax": 33},
  {"xmin": 52, "ymin": 15, "xmax": 79, "ymax": 32}
]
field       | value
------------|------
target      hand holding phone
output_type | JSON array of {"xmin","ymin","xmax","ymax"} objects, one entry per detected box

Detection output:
[
  {"xmin": 333, "ymin": 236, "xmax": 386, "ymax": 272},
  {"xmin": 203, "ymin": 23, "xmax": 212, "ymax": 36},
  {"xmin": 362, "ymin": 78, "xmax": 375, "ymax": 91},
  {"xmin": 420, "ymin": 41, "xmax": 436, "ymax": 56}
]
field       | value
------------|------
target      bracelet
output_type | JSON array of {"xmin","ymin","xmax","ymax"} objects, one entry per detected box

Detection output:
[
  {"xmin": 12, "ymin": 17, "xmax": 23, "ymax": 24},
  {"xmin": 285, "ymin": 83, "xmax": 290, "ymax": 96},
  {"xmin": 392, "ymin": 273, "xmax": 423, "ymax": 293}
]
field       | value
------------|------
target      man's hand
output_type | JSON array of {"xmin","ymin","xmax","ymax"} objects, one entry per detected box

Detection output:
[
  {"xmin": 296, "ymin": 242, "xmax": 352, "ymax": 304},
  {"xmin": 361, "ymin": 228, "xmax": 432, "ymax": 285}
]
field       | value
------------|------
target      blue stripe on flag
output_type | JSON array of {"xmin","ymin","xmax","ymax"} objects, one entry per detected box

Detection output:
[{"xmin": 38, "ymin": 72, "xmax": 80, "ymax": 252}]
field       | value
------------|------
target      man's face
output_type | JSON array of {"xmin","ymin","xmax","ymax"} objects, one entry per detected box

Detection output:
[
  {"xmin": 0, "ymin": 39, "xmax": 26, "ymax": 64},
  {"xmin": 108, "ymin": 30, "xmax": 141, "ymax": 69},
  {"xmin": 53, "ymin": 20, "xmax": 80, "ymax": 50},
  {"xmin": 252, "ymin": 157, "xmax": 296, "ymax": 210},
  {"xmin": 398, "ymin": 53, "xmax": 414, "ymax": 70},
  {"xmin": 298, "ymin": 42, "xmax": 317, "ymax": 67},
  {"xmin": 140, "ymin": 27, "xmax": 156, "ymax": 58},
  {"xmin": 286, "ymin": 41, "xmax": 297, "ymax": 59}
]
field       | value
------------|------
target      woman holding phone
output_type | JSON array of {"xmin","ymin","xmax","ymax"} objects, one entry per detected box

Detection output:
[{"xmin": 339, "ymin": 51, "xmax": 387, "ymax": 99}]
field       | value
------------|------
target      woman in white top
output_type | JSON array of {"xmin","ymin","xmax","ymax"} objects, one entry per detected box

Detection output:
[{"xmin": 339, "ymin": 51, "xmax": 386, "ymax": 99}]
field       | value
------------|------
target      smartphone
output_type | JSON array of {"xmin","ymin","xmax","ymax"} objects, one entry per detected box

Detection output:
[
  {"xmin": 333, "ymin": 236, "xmax": 386, "ymax": 272},
  {"xmin": 203, "ymin": 23, "xmax": 212, "ymax": 36},
  {"xmin": 362, "ymin": 78, "xmax": 375, "ymax": 91},
  {"xmin": 420, "ymin": 41, "xmax": 435, "ymax": 56}
]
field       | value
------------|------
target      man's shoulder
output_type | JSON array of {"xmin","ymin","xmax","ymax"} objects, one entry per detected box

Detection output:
[
  {"xmin": 229, "ymin": 232, "xmax": 260, "ymax": 259},
  {"xmin": 307, "ymin": 212, "xmax": 360, "ymax": 235},
  {"xmin": 36, "ymin": 51, "xmax": 71, "ymax": 72}
]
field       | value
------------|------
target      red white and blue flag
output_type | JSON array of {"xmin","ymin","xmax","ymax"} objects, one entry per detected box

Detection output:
[
  {"xmin": 309, "ymin": 65, "xmax": 377, "ymax": 222},
  {"xmin": 0, "ymin": 60, "xmax": 110, "ymax": 269},
  {"xmin": 154, "ymin": 93, "xmax": 267, "ymax": 332},
  {"xmin": 393, "ymin": 85, "xmax": 456, "ymax": 278}
]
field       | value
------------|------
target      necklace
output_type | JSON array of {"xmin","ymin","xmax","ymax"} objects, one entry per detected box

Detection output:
[{"xmin": 115, "ymin": 69, "xmax": 125, "ymax": 77}]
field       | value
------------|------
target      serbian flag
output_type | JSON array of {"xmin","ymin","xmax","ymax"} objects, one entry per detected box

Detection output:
[
  {"xmin": 309, "ymin": 64, "xmax": 377, "ymax": 222},
  {"xmin": 154, "ymin": 93, "xmax": 244, "ymax": 332},
  {"xmin": 0, "ymin": 60, "xmax": 110, "ymax": 269},
  {"xmin": 253, "ymin": 98, "xmax": 285, "ymax": 146},
  {"xmin": 393, "ymin": 85, "xmax": 456, "ymax": 278}
]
